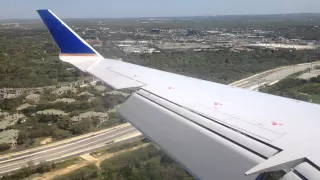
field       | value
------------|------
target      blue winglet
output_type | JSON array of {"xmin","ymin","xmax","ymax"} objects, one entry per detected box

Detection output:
[{"xmin": 37, "ymin": 9, "xmax": 100, "ymax": 56}]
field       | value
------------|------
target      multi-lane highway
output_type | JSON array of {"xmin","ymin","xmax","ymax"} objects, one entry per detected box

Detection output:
[
  {"xmin": 0, "ymin": 61, "xmax": 318, "ymax": 175},
  {"xmin": 230, "ymin": 61, "xmax": 320, "ymax": 91},
  {"xmin": 0, "ymin": 124, "xmax": 141, "ymax": 175}
]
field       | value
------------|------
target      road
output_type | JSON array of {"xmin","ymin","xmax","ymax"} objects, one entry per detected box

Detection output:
[
  {"xmin": 0, "ymin": 61, "xmax": 318, "ymax": 175},
  {"xmin": 0, "ymin": 124, "xmax": 141, "ymax": 175},
  {"xmin": 230, "ymin": 61, "xmax": 320, "ymax": 91}
]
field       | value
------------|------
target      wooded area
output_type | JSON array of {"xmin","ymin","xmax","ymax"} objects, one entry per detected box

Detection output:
[
  {"xmin": 0, "ymin": 30, "xmax": 85, "ymax": 88},
  {"xmin": 260, "ymin": 76, "xmax": 320, "ymax": 104},
  {"xmin": 54, "ymin": 145, "xmax": 193, "ymax": 180},
  {"xmin": 128, "ymin": 48, "xmax": 320, "ymax": 84}
]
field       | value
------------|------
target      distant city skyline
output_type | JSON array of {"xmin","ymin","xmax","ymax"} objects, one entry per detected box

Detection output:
[{"xmin": 1, "ymin": 0, "xmax": 320, "ymax": 19}]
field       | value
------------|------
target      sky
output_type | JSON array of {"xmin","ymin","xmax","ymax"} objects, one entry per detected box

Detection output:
[{"xmin": 1, "ymin": 0, "xmax": 320, "ymax": 19}]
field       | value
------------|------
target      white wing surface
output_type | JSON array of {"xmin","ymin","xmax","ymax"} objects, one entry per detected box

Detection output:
[{"xmin": 38, "ymin": 9, "xmax": 320, "ymax": 180}]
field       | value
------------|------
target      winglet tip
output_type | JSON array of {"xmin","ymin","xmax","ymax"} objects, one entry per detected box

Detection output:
[
  {"xmin": 37, "ymin": 9, "xmax": 101, "ymax": 57},
  {"xmin": 36, "ymin": 9, "xmax": 50, "ymax": 14}
]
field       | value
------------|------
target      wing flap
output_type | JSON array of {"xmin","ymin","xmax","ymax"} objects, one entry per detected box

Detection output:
[
  {"xmin": 119, "ymin": 91, "xmax": 264, "ymax": 180},
  {"xmin": 142, "ymin": 81, "xmax": 287, "ymax": 142},
  {"xmin": 295, "ymin": 162, "xmax": 320, "ymax": 179},
  {"xmin": 136, "ymin": 90, "xmax": 280, "ymax": 158}
]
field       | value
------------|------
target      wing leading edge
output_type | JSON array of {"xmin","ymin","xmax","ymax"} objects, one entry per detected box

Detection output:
[{"xmin": 38, "ymin": 9, "xmax": 320, "ymax": 180}]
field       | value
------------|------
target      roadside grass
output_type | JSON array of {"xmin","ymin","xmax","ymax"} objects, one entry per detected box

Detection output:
[
  {"xmin": 53, "ymin": 157, "xmax": 84, "ymax": 170},
  {"xmin": 53, "ymin": 164, "xmax": 100, "ymax": 180},
  {"xmin": 90, "ymin": 138, "xmax": 147, "ymax": 157}
]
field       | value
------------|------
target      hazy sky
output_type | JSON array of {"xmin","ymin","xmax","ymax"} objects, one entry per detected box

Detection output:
[{"xmin": 1, "ymin": 0, "xmax": 320, "ymax": 19}]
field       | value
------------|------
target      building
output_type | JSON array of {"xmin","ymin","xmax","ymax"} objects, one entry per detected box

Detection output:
[
  {"xmin": 0, "ymin": 88, "xmax": 22, "ymax": 100},
  {"xmin": 151, "ymin": 29, "xmax": 160, "ymax": 34},
  {"xmin": 71, "ymin": 111, "xmax": 109, "ymax": 123},
  {"xmin": 0, "ymin": 93, "xmax": 5, "ymax": 99},
  {"xmin": 85, "ymin": 37, "xmax": 103, "ymax": 47}
]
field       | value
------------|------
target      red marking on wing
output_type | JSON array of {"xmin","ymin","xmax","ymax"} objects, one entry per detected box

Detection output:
[{"xmin": 271, "ymin": 121, "xmax": 283, "ymax": 126}]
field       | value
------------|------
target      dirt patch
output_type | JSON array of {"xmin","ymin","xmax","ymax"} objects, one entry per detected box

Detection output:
[
  {"xmin": 25, "ymin": 94, "xmax": 40, "ymax": 103},
  {"xmin": 33, "ymin": 163, "xmax": 88, "ymax": 180},
  {"xmin": 40, "ymin": 138, "xmax": 52, "ymax": 145},
  {"xmin": 79, "ymin": 154, "xmax": 98, "ymax": 163}
]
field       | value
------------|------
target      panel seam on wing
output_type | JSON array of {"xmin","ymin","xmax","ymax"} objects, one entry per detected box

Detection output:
[{"xmin": 104, "ymin": 67, "xmax": 147, "ymax": 86}]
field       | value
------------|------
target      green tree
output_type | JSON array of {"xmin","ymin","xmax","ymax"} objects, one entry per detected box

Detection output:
[
  {"xmin": 38, "ymin": 114, "xmax": 59, "ymax": 123},
  {"xmin": 160, "ymin": 153, "xmax": 174, "ymax": 164},
  {"xmin": 36, "ymin": 161, "xmax": 52, "ymax": 174},
  {"xmin": 52, "ymin": 129, "xmax": 72, "ymax": 140},
  {"xmin": 0, "ymin": 96, "xmax": 24, "ymax": 111},
  {"xmin": 310, "ymin": 75, "xmax": 320, "ymax": 83},
  {"xmin": 57, "ymin": 116, "xmax": 72, "ymax": 130},
  {"xmin": 0, "ymin": 143, "xmax": 11, "ymax": 152},
  {"xmin": 71, "ymin": 118, "xmax": 92, "ymax": 135},
  {"xmin": 17, "ymin": 131, "xmax": 27, "ymax": 145},
  {"xmin": 22, "ymin": 106, "xmax": 37, "ymax": 117},
  {"xmin": 92, "ymin": 117, "xmax": 100, "ymax": 127}
]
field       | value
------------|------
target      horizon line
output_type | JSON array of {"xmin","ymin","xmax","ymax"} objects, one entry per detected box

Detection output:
[{"xmin": 1, "ymin": 11, "xmax": 320, "ymax": 20}]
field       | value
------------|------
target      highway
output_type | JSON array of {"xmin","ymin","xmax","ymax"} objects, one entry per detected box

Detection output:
[
  {"xmin": 0, "ymin": 61, "xmax": 318, "ymax": 175},
  {"xmin": 0, "ymin": 124, "xmax": 141, "ymax": 175},
  {"xmin": 230, "ymin": 61, "xmax": 320, "ymax": 91}
]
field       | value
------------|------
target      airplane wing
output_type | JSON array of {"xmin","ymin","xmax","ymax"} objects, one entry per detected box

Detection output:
[{"xmin": 37, "ymin": 9, "xmax": 320, "ymax": 180}]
